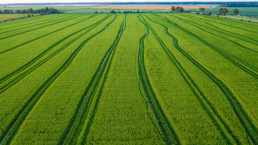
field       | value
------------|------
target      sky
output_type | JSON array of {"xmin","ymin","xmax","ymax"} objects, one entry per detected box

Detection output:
[{"xmin": 0, "ymin": 0, "xmax": 257, "ymax": 4}]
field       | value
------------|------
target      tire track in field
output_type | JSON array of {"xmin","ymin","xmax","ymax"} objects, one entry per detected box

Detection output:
[
  {"xmin": 185, "ymin": 14, "xmax": 258, "ymax": 34},
  {"xmin": 0, "ymin": 14, "xmax": 117, "ymax": 145},
  {"xmin": 59, "ymin": 14, "xmax": 125, "ymax": 145},
  {"xmin": 0, "ymin": 14, "xmax": 96, "ymax": 55},
  {"xmin": 156, "ymin": 14, "xmax": 258, "ymax": 78},
  {"xmin": 0, "ymin": 15, "xmax": 67, "ymax": 35},
  {"xmin": 142, "ymin": 15, "xmax": 234, "ymax": 145},
  {"xmin": 0, "ymin": 15, "xmax": 110, "ymax": 94},
  {"xmin": 0, "ymin": 14, "xmax": 79, "ymax": 40},
  {"xmin": 138, "ymin": 15, "xmax": 180, "ymax": 145},
  {"xmin": 0, "ymin": 15, "xmax": 59, "ymax": 31},
  {"xmin": 177, "ymin": 14, "xmax": 258, "ymax": 45},
  {"xmin": 171, "ymin": 15, "xmax": 257, "ymax": 53},
  {"xmin": 145, "ymin": 15, "xmax": 245, "ymax": 145},
  {"xmin": 0, "ymin": 15, "xmax": 111, "ymax": 120},
  {"xmin": 148, "ymin": 15, "xmax": 258, "ymax": 144}
]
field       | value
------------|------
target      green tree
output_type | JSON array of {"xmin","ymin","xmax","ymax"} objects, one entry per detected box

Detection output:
[
  {"xmin": 219, "ymin": 8, "xmax": 228, "ymax": 15},
  {"xmin": 199, "ymin": 8, "xmax": 205, "ymax": 12},
  {"xmin": 171, "ymin": 6, "xmax": 175, "ymax": 11},
  {"xmin": 233, "ymin": 9, "xmax": 239, "ymax": 15}
]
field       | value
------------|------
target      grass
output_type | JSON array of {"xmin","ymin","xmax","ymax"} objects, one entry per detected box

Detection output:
[{"xmin": 0, "ymin": 12, "xmax": 257, "ymax": 144}]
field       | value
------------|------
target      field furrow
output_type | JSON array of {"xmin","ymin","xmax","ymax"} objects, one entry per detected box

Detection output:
[
  {"xmin": 0, "ymin": 15, "xmax": 68, "ymax": 35},
  {"xmin": 148, "ymin": 15, "xmax": 257, "ymax": 144},
  {"xmin": 0, "ymin": 15, "xmax": 114, "ymax": 144},
  {"xmin": 171, "ymin": 14, "xmax": 257, "ymax": 53},
  {"xmin": 0, "ymin": 15, "xmax": 110, "ymax": 94},
  {"xmin": 159, "ymin": 14, "xmax": 258, "ymax": 78},
  {"xmin": 138, "ymin": 15, "xmax": 180, "ymax": 145},
  {"xmin": 179, "ymin": 14, "xmax": 258, "ymax": 45},
  {"xmin": 0, "ymin": 14, "xmax": 77, "ymax": 40},
  {"xmin": 60, "ymin": 14, "xmax": 120, "ymax": 145},
  {"xmin": 0, "ymin": 12, "xmax": 257, "ymax": 145},
  {"xmin": 83, "ymin": 14, "xmax": 164, "ymax": 144}
]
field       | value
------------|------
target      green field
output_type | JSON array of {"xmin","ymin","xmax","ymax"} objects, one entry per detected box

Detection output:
[
  {"xmin": 189, "ymin": 6, "xmax": 258, "ymax": 18},
  {"xmin": 0, "ymin": 13, "xmax": 257, "ymax": 144}
]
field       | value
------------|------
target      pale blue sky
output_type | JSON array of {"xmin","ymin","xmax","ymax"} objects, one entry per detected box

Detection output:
[{"xmin": 0, "ymin": 0, "xmax": 256, "ymax": 4}]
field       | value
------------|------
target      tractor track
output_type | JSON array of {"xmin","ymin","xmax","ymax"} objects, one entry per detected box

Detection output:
[
  {"xmin": 148, "ymin": 14, "xmax": 258, "ymax": 144},
  {"xmin": 155, "ymin": 14, "xmax": 258, "ymax": 78},
  {"xmin": 145, "ymin": 14, "xmax": 248, "ymax": 144},
  {"xmin": 177, "ymin": 14, "xmax": 258, "ymax": 45},
  {"xmin": 59, "ymin": 14, "xmax": 124, "ymax": 145},
  {"xmin": 0, "ymin": 15, "xmax": 111, "ymax": 94},
  {"xmin": 138, "ymin": 15, "xmax": 181, "ymax": 145},
  {"xmin": 0, "ymin": 15, "xmax": 69, "ymax": 35},
  {"xmin": 0, "ymin": 14, "xmax": 117, "ymax": 145},
  {"xmin": 0, "ymin": 14, "xmax": 97, "ymax": 55},
  {"xmin": 0, "ymin": 14, "xmax": 80, "ymax": 40},
  {"xmin": 171, "ymin": 14, "xmax": 257, "ymax": 53}
]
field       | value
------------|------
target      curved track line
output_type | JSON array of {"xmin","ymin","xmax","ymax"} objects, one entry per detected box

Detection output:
[
  {"xmin": 138, "ymin": 15, "xmax": 181, "ymax": 145},
  {"xmin": 156, "ymin": 14, "xmax": 258, "ymax": 78},
  {"xmin": 0, "ymin": 14, "xmax": 115, "ymax": 145},
  {"xmin": 0, "ymin": 15, "xmax": 111, "ymax": 94},
  {"xmin": 172, "ymin": 15, "xmax": 257, "ymax": 53},
  {"xmin": 59, "ymin": 14, "xmax": 123, "ymax": 145},
  {"xmin": 143, "ymin": 15, "xmax": 235, "ymax": 144},
  {"xmin": 176, "ymin": 14, "xmax": 258, "ymax": 45},
  {"xmin": 150, "ymin": 14, "xmax": 258, "ymax": 144},
  {"xmin": 145, "ymin": 15, "xmax": 246, "ymax": 145}
]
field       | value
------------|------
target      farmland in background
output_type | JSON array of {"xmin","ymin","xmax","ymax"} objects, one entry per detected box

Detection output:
[
  {"xmin": 189, "ymin": 6, "xmax": 258, "ymax": 18},
  {"xmin": 0, "ymin": 12, "xmax": 257, "ymax": 144},
  {"xmin": 0, "ymin": 14, "xmax": 30, "ymax": 21}
]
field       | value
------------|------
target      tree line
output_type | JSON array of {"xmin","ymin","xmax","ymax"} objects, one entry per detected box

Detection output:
[
  {"xmin": 196, "ymin": 7, "xmax": 239, "ymax": 16},
  {"xmin": 0, "ymin": 7, "xmax": 61, "ymax": 15}
]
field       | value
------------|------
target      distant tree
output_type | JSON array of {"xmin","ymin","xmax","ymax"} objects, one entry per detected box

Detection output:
[
  {"xmin": 196, "ymin": 12, "xmax": 200, "ymax": 15},
  {"xmin": 95, "ymin": 11, "xmax": 98, "ymax": 14},
  {"xmin": 110, "ymin": 10, "xmax": 116, "ymax": 13},
  {"xmin": 171, "ymin": 6, "xmax": 175, "ymax": 12},
  {"xmin": 219, "ymin": 8, "xmax": 224, "ymax": 15},
  {"xmin": 233, "ymin": 9, "xmax": 239, "ymax": 15},
  {"xmin": 22, "ymin": 9, "xmax": 27, "ymax": 14},
  {"xmin": 224, "ymin": 8, "xmax": 228, "ymax": 15},
  {"xmin": 199, "ymin": 8, "xmax": 205, "ymax": 12},
  {"xmin": 45, "ymin": 7, "xmax": 49, "ymax": 13},
  {"xmin": 0, "ymin": 10, "xmax": 2, "ymax": 14},
  {"xmin": 219, "ymin": 8, "xmax": 228, "ymax": 15},
  {"xmin": 207, "ymin": 12, "xmax": 212, "ymax": 16},
  {"xmin": 175, "ymin": 6, "xmax": 184, "ymax": 12},
  {"xmin": 137, "ymin": 10, "xmax": 140, "ymax": 13},
  {"xmin": 27, "ymin": 14, "xmax": 31, "ymax": 17},
  {"xmin": 15, "ymin": 10, "xmax": 21, "ymax": 14}
]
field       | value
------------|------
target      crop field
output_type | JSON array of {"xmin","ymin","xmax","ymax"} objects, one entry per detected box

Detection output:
[
  {"xmin": 0, "ymin": 14, "xmax": 29, "ymax": 21},
  {"xmin": 0, "ymin": 13, "xmax": 257, "ymax": 144}
]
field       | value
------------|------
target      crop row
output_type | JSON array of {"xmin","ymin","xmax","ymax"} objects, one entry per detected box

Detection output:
[
  {"xmin": 0, "ymin": 15, "xmax": 110, "ymax": 94},
  {"xmin": 179, "ymin": 14, "xmax": 258, "ymax": 45},
  {"xmin": 158, "ymin": 14, "xmax": 257, "ymax": 78},
  {"xmin": 7, "ymin": 14, "xmax": 125, "ymax": 145},
  {"xmin": 0, "ymin": 14, "xmax": 79, "ymax": 40},
  {"xmin": 0, "ymin": 14, "xmax": 116, "ymax": 144},
  {"xmin": 60, "ymin": 14, "xmax": 122, "ymax": 145},
  {"xmin": 147, "ymin": 14, "xmax": 257, "ymax": 144}
]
